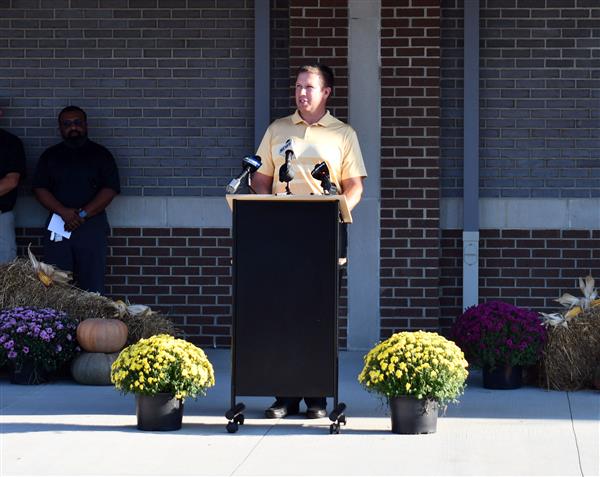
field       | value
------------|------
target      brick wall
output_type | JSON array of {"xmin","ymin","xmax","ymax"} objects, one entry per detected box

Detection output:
[
  {"xmin": 0, "ymin": 0, "xmax": 255, "ymax": 197},
  {"xmin": 108, "ymin": 227, "xmax": 233, "ymax": 347},
  {"xmin": 289, "ymin": 0, "xmax": 349, "ymax": 122},
  {"xmin": 271, "ymin": 0, "xmax": 291, "ymax": 120},
  {"xmin": 441, "ymin": 0, "xmax": 600, "ymax": 199},
  {"xmin": 380, "ymin": 0, "xmax": 442, "ymax": 337},
  {"xmin": 440, "ymin": 229, "xmax": 600, "ymax": 332}
]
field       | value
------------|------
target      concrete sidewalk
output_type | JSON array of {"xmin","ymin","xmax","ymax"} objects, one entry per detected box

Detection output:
[{"xmin": 1, "ymin": 349, "xmax": 598, "ymax": 476}]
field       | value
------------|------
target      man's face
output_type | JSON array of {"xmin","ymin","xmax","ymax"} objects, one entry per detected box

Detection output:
[
  {"xmin": 59, "ymin": 111, "xmax": 87, "ymax": 140},
  {"xmin": 295, "ymin": 71, "xmax": 331, "ymax": 119}
]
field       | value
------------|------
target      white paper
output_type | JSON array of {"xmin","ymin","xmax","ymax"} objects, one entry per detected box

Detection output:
[{"xmin": 47, "ymin": 213, "xmax": 71, "ymax": 239}]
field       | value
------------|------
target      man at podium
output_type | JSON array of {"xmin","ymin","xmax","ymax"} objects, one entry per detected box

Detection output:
[{"xmin": 251, "ymin": 63, "xmax": 367, "ymax": 419}]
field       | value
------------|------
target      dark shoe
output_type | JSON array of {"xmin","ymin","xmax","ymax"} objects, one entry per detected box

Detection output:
[
  {"xmin": 305, "ymin": 397, "xmax": 327, "ymax": 419},
  {"xmin": 264, "ymin": 399, "xmax": 300, "ymax": 419},
  {"xmin": 306, "ymin": 405, "xmax": 327, "ymax": 419}
]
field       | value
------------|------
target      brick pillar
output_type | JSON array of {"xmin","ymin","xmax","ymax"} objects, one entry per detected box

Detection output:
[
  {"xmin": 289, "ymin": 0, "xmax": 349, "ymax": 121},
  {"xmin": 380, "ymin": 0, "xmax": 441, "ymax": 335}
]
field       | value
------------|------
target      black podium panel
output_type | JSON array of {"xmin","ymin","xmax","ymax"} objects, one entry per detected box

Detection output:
[{"xmin": 232, "ymin": 199, "xmax": 339, "ymax": 397}]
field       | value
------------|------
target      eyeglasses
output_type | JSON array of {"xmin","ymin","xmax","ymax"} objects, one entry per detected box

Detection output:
[
  {"xmin": 296, "ymin": 85, "xmax": 319, "ymax": 92},
  {"xmin": 61, "ymin": 119, "xmax": 84, "ymax": 127}
]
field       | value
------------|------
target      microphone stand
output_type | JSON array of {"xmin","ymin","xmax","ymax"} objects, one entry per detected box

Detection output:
[
  {"xmin": 279, "ymin": 150, "xmax": 295, "ymax": 195},
  {"xmin": 247, "ymin": 173, "xmax": 257, "ymax": 194}
]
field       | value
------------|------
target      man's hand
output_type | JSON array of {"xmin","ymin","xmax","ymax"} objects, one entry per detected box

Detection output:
[
  {"xmin": 251, "ymin": 171, "xmax": 273, "ymax": 194},
  {"xmin": 60, "ymin": 208, "xmax": 85, "ymax": 232},
  {"xmin": 34, "ymin": 188, "xmax": 84, "ymax": 232}
]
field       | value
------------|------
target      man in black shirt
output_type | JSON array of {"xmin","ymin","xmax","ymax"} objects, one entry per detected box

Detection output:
[
  {"xmin": 0, "ymin": 108, "xmax": 27, "ymax": 264},
  {"xmin": 33, "ymin": 106, "xmax": 120, "ymax": 294}
]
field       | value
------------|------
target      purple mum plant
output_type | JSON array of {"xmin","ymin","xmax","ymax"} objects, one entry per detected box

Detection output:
[
  {"xmin": 0, "ymin": 306, "xmax": 79, "ymax": 373},
  {"xmin": 451, "ymin": 301, "xmax": 547, "ymax": 370}
]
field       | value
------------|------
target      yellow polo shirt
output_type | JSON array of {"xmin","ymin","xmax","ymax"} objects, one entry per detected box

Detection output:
[{"xmin": 255, "ymin": 110, "xmax": 367, "ymax": 195}]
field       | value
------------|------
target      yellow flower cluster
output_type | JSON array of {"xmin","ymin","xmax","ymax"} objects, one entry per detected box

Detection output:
[
  {"xmin": 358, "ymin": 331, "xmax": 469, "ymax": 405},
  {"xmin": 110, "ymin": 334, "xmax": 215, "ymax": 400}
]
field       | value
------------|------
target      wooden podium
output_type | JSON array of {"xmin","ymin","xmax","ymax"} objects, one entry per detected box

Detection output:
[{"xmin": 224, "ymin": 195, "xmax": 350, "ymax": 433}]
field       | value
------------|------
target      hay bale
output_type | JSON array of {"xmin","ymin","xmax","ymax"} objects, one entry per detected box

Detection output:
[
  {"xmin": 118, "ymin": 310, "xmax": 177, "ymax": 345},
  {"xmin": 540, "ymin": 306, "xmax": 600, "ymax": 390},
  {"xmin": 0, "ymin": 258, "xmax": 175, "ymax": 343}
]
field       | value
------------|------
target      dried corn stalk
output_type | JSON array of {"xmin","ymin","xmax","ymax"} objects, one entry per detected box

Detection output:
[
  {"xmin": 28, "ymin": 245, "xmax": 72, "ymax": 287},
  {"xmin": 554, "ymin": 275, "xmax": 599, "ymax": 320}
]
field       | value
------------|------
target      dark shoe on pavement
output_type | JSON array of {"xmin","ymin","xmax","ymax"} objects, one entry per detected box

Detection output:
[
  {"xmin": 306, "ymin": 405, "xmax": 327, "ymax": 419},
  {"xmin": 305, "ymin": 397, "xmax": 327, "ymax": 419},
  {"xmin": 264, "ymin": 399, "xmax": 300, "ymax": 419}
]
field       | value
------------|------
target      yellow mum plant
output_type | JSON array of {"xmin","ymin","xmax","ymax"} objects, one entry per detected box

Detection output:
[
  {"xmin": 111, "ymin": 334, "xmax": 215, "ymax": 400},
  {"xmin": 358, "ymin": 331, "xmax": 469, "ymax": 405}
]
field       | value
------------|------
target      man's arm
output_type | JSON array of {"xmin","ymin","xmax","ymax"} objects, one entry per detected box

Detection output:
[
  {"xmin": 251, "ymin": 171, "xmax": 273, "ymax": 194},
  {"xmin": 81, "ymin": 187, "xmax": 118, "ymax": 218},
  {"xmin": 0, "ymin": 172, "xmax": 20, "ymax": 197},
  {"xmin": 340, "ymin": 176, "xmax": 364, "ymax": 211},
  {"xmin": 34, "ymin": 187, "xmax": 84, "ymax": 232}
]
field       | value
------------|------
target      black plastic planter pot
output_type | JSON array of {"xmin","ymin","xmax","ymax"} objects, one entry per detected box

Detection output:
[
  {"xmin": 9, "ymin": 361, "xmax": 50, "ymax": 385},
  {"xmin": 389, "ymin": 396, "xmax": 438, "ymax": 434},
  {"xmin": 483, "ymin": 365, "xmax": 523, "ymax": 390},
  {"xmin": 136, "ymin": 393, "xmax": 183, "ymax": 431}
]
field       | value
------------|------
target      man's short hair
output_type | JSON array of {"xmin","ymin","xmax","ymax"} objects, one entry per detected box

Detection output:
[
  {"xmin": 58, "ymin": 105, "xmax": 87, "ymax": 122},
  {"xmin": 297, "ymin": 63, "xmax": 334, "ymax": 90}
]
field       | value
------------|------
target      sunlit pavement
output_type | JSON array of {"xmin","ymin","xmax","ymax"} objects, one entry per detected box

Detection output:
[{"xmin": 1, "ymin": 349, "xmax": 598, "ymax": 476}]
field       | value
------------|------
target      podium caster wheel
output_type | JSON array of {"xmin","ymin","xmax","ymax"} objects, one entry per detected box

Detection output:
[
  {"xmin": 226, "ymin": 421, "xmax": 239, "ymax": 433},
  {"xmin": 225, "ymin": 403, "xmax": 246, "ymax": 421},
  {"xmin": 329, "ymin": 402, "xmax": 347, "ymax": 422},
  {"xmin": 225, "ymin": 403, "xmax": 245, "ymax": 433},
  {"xmin": 329, "ymin": 402, "xmax": 346, "ymax": 434}
]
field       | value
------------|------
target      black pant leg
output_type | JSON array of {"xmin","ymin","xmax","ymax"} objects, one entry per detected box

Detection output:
[
  {"xmin": 304, "ymin": 397, "xmax": 327, "ymax": 408},
  {"xmin": 43, "ymin": 232, "xmax": 74, "ymax": 273},
  {"xmin": 69, "ymin": 216, "xmax": 109, "ymax": 294},
  {"xmin": 71, "ymin": 233, "xmax": 107, "ymax": 294},
  {"xmin": 338, "ymin": 222, "xmax": 348, "ymax": 259}
]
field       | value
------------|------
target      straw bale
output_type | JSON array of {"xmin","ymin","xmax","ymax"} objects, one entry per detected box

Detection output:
[
  {"xmin": 0, "ymin": 258, "xmax": 175, "ymax": 343},
  {"xmin": 539, "ymin": 306, "xmax": 600, "ymax": 390}
]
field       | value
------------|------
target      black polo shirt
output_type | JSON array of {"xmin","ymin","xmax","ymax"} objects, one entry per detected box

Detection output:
[
  {"xmin": 0, "ymin": 129, "xmax": 27, "ymax": 213},
  {"xmin": 33, "ymin": 139, "xmax": 120, "ymax": 209}
]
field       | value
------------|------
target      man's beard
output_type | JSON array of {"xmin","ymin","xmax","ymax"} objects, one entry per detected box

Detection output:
[{"xmin": 63, "ymin": 133, "xmax": 88, "ymax": 148}]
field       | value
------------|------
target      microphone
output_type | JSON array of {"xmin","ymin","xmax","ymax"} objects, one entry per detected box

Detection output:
[
  {"xmin": 278, "ymin": 149, "xmax": 295, "ymax": 184},
  {"xmin": 226, "ymin": 155, "xmax": 262, "ymax": 194},
  {"xmin": 311, "ymin": 161, "xmax": 337, "ymax": 195}
]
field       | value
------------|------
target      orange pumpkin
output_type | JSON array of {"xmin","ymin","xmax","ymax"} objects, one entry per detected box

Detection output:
[{"xmin": 77, "ymin": 318, "xmax": 128, "ymax": 353}]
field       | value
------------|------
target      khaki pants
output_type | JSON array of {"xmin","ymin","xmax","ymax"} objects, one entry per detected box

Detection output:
[{"xmin": 0, "ymin": 211, "xmax": 17, "ymax": 264}]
